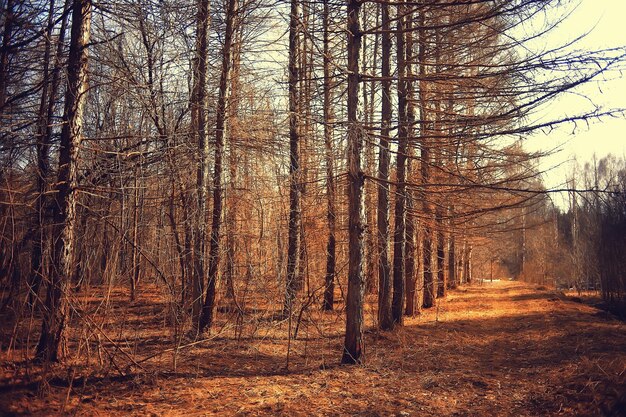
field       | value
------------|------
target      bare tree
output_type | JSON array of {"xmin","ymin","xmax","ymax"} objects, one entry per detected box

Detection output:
[
  {"xmin": 391, "ymin": 0, "xmax": 410, "ymax": 325},
  {"xmin": 376, "ymin": 0, "xmax": 393, "ymax": 330},
  {"xmin": 198, "ymin": 0, "xmax": 239, "ymax": 333},
  {"xmin": 342, "ymin": 0, "xmax": 366, "ymax": 365},
  {"xmin": 29, "ymin": 0, "xmax": 71, "ymax": 306},
  {"xmin": 36, "ymin": 0, "xmax": 92, "ymax": 362},
  {"xmin": 322, "ymin": 0, "xmax": 337, "ymax": 312},
  {"xmin": 191, "ymin": 0, "xmax": 210, "ymax": 327}
]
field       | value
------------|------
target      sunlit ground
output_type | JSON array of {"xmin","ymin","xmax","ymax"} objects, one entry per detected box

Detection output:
[{"xmin": 1, "ymin": 281, "xmax": 625, "ymax": 416}]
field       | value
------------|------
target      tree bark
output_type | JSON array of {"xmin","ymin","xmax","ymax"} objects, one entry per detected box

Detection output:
[
  {"xmin": 322, "ymin": 0, "xmax": 336, "ymax": 311},
  {"xmin": 36, "ymin": 0, "xmax": 91, "ymax": 362},
  {"xmin": 199, "ymin": 0, "xmax": 237, "ymax": 333},
  {"xmin": 296, "ymin": 0, "xmax": 311, "ymax": 294},
  {"xmin": 363, "ymin": 8, "xmax": 377, "ymax": 295},
  {"xmin": 342, "ymin": 0, "xmax": 366, "ymax": 365},
  {"xmin": 191, "ymin": 0, "xmax": 210, "ymax": 326},
  {"xmin": 284, "ymin": 0, "xmax": 301, "ymax": 317},
  {"xmin": 30, "ymin": 0, "xmax": 71, "ymax": 307},
  {"xmin": 391, "ymin": 1, "xmax": 409, "ymax": 325},
  {"xmin": 224, "ymin": 22, "xmax": 243, "ymax": 304},
  {"xmin": 419, "ymin": 10, "xmax": 435, "ymax": 309},
  {"xmin": 377, "ymin": 1, "xmax": 393, "ymax": 330},
  {"xmin": 404, "ymin": 14, "xmax": 417, "ymax": 316}
]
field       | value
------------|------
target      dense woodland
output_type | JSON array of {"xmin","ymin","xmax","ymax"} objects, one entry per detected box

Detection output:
[{"xmin": 1, "ymin": 0, "xmax": 626, "ymax": 391}]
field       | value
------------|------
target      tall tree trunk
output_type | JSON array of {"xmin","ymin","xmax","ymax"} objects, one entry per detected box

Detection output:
[
  {"xmin": 198, "ymin": 0, "xmax": 237, "ymax": 333},
  {"xmin": 224, "ymin": 16, "xmax": 243, "ymax": 304},
  {"xmin": 363, "ymin": 6, "xmax": 377, "ymax": 295},
  {"xmin": 391, "ymin": 1, "xmax": 409, "ymax": 325},
  {"xmin": 342, "ymin": 0, "xmax": 366, "ymax": 365},
  {"xmin": 403, "ymin": 7, "xmax": 416, "ymax": 317},
  {"xmin": 0, "ymin": 2, "xmax": 15, "ymax": 307},
  {"xmin": 284, "ymin": 0, "xmax": 301, "ymax": 316},
  {"xmin": 191, "ymin": 0, "xmax": 210, "ymax": 327},
  {"xmin": 30, "ymin": 0, "xmax": 71, "ymax": 306},
  {"xmin": 36, "ymin": 0, "xmax": 91, "ymax": 362},
  {"xmin": 434, "ymin": 24, "xmax": 446, "ymax": 299},
  {"xmin": 419, "ymin": 10, "xmax": 435, "ymax": 309},
  {"xmin": 377, "ymin": 1, "xmax": 393, "ymax": 330},
  {"xmin": 296, "ymin": 0, "xmax": 313, "ymax": 294},
  {"xmin": 322, "ymin": 0, "xmax": 336, "ymax": 311},
  {"xmin": 31, "ymin": 0, "xmax": 55, "ymax": 300}
]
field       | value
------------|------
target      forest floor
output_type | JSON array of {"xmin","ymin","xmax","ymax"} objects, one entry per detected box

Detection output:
[{"xmin": 1, "ymin": 280, "xmax": 625, "ymax": 416}]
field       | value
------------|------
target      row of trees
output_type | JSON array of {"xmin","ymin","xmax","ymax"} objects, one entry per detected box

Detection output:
[
  {"xmin": 559, "ymin": 156, "xmax": 626, "ymax": 315},
  {"xmin": 0, "ymin": 0, "xmax": 624, "ymax": 365},
  {"xmin": 478, "ymin": 155, "xmax": 626, "ymax": 318}
]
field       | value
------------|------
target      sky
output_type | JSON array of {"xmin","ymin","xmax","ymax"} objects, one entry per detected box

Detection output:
[{"xmin": 526, "ymin": 0, "xmax": 626, "ymax": 203}]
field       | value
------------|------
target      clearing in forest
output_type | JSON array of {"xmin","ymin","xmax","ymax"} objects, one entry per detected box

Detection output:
[{"xmin": 1, "ymin": 281, "xmax": 625, "ymax": 416}]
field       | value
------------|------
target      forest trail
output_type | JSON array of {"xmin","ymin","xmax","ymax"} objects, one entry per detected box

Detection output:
[{"xmin": 2, "ymin": 281, "xmax": 625, "ymax": 416}]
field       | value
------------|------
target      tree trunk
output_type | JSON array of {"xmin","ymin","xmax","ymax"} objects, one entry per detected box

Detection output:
[
  {"xmin": 342, "ymin": 0, "xmax": 366, "ymax": 365},
  {"xmin": 391, "ymin": 1, "xmax": 409, "ymax": 325},
  {"xmin": 198, "ymin": 0, "xmax": 237, "ymax": 333},
  {"xmin": 403, "ymin": 5, "xmax": 416, "ymax": 317},
  {"xmin": 30, "ymin": 0, "xmax": 71, "ymax": 307},
  {"xmin": 434, "ymin": 24, "xmax": 446, "ymax": 300},
  {"xmin": 322, "ymin": 0, "xmax": 336, "ymax": 311},
  {"xmin": 191, "ymin": 0, "xmax": 210, "ymax": 327},
  {"xmin": 419, "ymin": 10, "xmax": 435, "ymax": 309},
  {"xmin": 295, "ymin": 1, "xmax": 309, "ymax": 295},
  {"xmin": 224, "ymin": 20, "xmax": 243, "ymax": 304},
  {"xmin": 377, "ymin": 1, "xmax": 393, "ymax": 330},
  {"xmin": 363, "ymin": 8, "xmax": 377, "ymax": 295},
  {"xmin": 284, "ymin": 0, "xmax": 301, "ymax": 317},
  {"xmin": 36, "ymin": 0, "xmax": 91, "ymax": 362}
]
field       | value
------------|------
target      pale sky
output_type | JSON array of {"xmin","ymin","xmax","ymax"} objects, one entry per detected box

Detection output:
[{"xmin": 526, "ymin": 0, "xmax": 626, "ymax": 201}]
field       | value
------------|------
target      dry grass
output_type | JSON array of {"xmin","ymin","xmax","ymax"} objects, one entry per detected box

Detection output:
[{"xmin": 1, "ymin": 281, "xmax": 625, "ymax": 416}]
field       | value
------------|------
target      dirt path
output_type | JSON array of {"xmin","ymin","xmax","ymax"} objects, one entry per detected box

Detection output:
[{"xmin": 2, "ymin": 281, "xmax": 625, "ymax": 416}]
